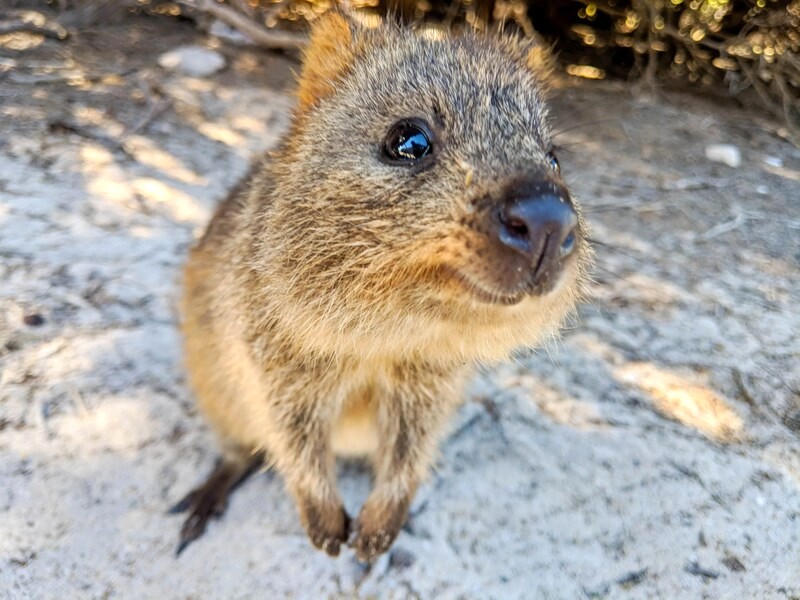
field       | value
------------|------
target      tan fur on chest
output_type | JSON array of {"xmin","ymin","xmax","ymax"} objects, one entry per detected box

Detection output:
[{"xmin": 330, "ymin": 393, "xmax": 379, "ymax": 457}]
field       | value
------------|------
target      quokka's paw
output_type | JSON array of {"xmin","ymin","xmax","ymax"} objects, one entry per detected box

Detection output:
[
  {"xmin": 301, "ymin": 498, "xmax": 351, "ymax": 557},
  {"xmin": 350, "ymin": 495, "xmax": 410, "ymax": 563}
]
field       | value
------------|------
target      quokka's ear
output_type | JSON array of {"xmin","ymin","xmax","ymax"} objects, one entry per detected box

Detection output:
[
  {"xmin": 296, "ymin": 13, "xmax": 361, "ymax": 111},
  {"xmin": 525, "ymin": 37, "xmax": 554, "ymax": 82},
  {"xmin": 502, "ymin": 32, "xmax": 555, "ymax": 86}
]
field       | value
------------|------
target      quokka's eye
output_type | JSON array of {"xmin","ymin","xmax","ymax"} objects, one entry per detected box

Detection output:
[
  {"xmin": 382, "ymin": 119, "xmax": 433, "ymax": 164},
  {"xmin": 547, "ymin": 150, "xmax": 560, "ymax": 173}
]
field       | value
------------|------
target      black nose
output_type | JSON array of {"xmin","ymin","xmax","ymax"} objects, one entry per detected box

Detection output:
[{"xmin": 496, "ymin": 191, "xmax": 578, "ymax": 278}]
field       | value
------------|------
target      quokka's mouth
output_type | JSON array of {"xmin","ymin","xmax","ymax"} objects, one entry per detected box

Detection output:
[
  {"xmin": 445, "ymin": 265, "xmax": 569, "ymax": 306},
  {"xmin": 445, "ymin": 268, "xmax": 527, "ymax": 306}
]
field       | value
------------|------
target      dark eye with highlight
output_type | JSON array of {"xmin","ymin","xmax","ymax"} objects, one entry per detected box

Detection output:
[
  {"xmin": 547, "ymin": 150, "xmax": 560, "ymax": 173},
  {"xmin": 382, "ymin": 119, "xmax": 433, "ymax": 164}
]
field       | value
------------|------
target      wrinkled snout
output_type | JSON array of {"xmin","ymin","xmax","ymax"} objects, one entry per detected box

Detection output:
[{"xmin": 492, "ymin": 180, "xmax": 578, "ymax": 288}]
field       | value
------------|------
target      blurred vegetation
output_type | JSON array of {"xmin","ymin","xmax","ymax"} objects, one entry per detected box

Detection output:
[{"xmin": 5, "ymin": 0, "xmax": 800, "ymax": 134}]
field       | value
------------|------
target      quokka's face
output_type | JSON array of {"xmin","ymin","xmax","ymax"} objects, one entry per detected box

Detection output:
[{"xmin": 272, "ymin": 22, "xmax": 589, "ymax": 317}]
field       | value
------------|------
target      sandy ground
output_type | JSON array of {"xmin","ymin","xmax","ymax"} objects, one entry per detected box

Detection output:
[{"xmin": 1, "ymin": 14, "xmax": 799, "ymax": 600}]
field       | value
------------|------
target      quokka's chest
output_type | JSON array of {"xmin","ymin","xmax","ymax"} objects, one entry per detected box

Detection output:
[{"xmin": 330, "ymin": 391, "xmax": 380, "ymax": 457}]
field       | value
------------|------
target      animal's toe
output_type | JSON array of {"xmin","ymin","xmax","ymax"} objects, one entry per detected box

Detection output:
[
  {"xmin": 352, "ymin": 527, "xmax": 395, "ymax": 563},
  {"xmin": 304, "ymin": 504, "xmax": 350, "ymax": 557},
  {"xmin": 175, "ymin": 492, "xmax": 227, "ymax": 555}
]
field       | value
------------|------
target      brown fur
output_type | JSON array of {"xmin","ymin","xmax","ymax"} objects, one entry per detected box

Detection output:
[{"xmin": 179, "ymin": 14, "xmax": 591, "ymax": 561}]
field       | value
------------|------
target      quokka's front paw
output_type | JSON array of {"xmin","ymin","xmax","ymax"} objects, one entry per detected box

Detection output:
[
  {"xmin": 300, "ymin": 498, "xmax": 351, "ymax": 557},
  {"xmin": 350, "ymin": 495, "xmax": 410, "ymax": 562}
]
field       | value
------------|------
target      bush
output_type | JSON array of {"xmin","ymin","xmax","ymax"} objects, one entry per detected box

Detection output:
[{"xmin": 27, "ymin": 0, "xmax": 800, "ymax": 136}]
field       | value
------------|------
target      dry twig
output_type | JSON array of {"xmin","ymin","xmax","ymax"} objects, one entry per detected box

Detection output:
[{"xmin": 176, "ymin": 0, "xmax": 305, "ymax": 50}]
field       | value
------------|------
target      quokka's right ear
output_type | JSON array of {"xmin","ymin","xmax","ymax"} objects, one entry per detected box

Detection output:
[
  {"xmin": 525, "ymin": 38, "xmax": 554, "ymax": 83},
  {"xmin": 500, "ymin": 32, "xmax": 555, "ymax": 88},
  {"xmin": 296, "ymin": 13, "xmax": 362, "ymax": 112}
]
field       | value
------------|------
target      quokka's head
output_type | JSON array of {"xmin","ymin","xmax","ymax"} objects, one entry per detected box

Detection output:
[{"xmin": 256, "ymin": 14, "xmax": 591, "ymax": 359}]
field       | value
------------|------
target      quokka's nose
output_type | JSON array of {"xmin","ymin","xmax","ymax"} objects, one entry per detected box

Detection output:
[{"xmin": 496, "ymin": 190, "xmax": 578, "ymax": 281}]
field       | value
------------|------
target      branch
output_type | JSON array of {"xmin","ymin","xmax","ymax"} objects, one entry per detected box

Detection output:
[
  {"xmin": 0, "ymin": 12, "xmax": 70, "ymax": 40},
  {"xmin": 177, "ymin": 0, "xmax": 306, "ymax": 50}
]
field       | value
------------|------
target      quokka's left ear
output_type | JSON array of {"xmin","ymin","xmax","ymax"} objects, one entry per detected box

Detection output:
[{"xmin": 296, "ymin": 12, "xmax": 364, "ymax": 112}]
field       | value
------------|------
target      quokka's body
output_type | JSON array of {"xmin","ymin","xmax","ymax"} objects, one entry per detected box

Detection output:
[{"xmin": 173, "ymin": 13, "xmax": 591, "ymax": 561}]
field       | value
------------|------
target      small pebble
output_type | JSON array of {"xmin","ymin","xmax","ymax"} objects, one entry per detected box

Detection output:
[
  {"xmin": 722, "ymin": 554, "xmax": 746, "ymax": 572},
  {"xmin": 782, "ymin": 411, "xmax": 800, "ymax": 433},
  {"xmin": 616, "ymin": 568, "xmax": 648, "ymax": 588},
  {"xmin": 705, "ymin": 144, "xmax": 742, "ymax": 168},
  {"xmin": 158, "ymin": 46, "xmax": 226, "ymax": 77},
  {"xmin": 209, "ymin": 20, "xmax": 250, "ymax": 45},
  {"xmin": 388, "ymin": 547, "xmax": 416, "ymax": 570},
  {"xmin": 685, "ymin": 561, "xmax": 719, "ymax": 580},
  {"xmin": 23, "ymin": 314, "xmax": 45, "ymax": 327},
  {"xmin": 762, "ymin": 155, "xmax": 783, "ymax": 168}
]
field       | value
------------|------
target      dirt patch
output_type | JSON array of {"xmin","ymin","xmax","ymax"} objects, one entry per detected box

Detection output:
[{"xmin": 1, "ymin": 13, "xmax": 798, "ymax": 600}]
